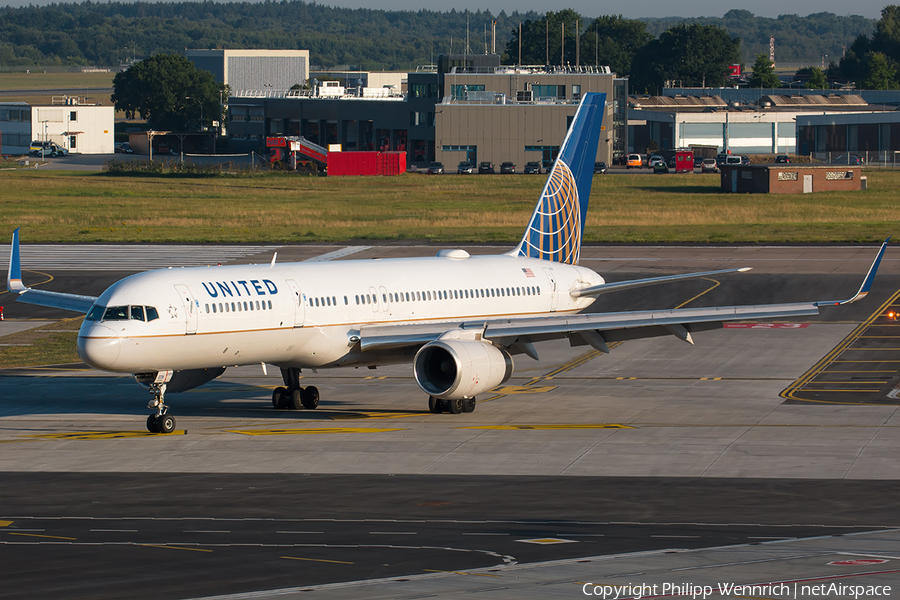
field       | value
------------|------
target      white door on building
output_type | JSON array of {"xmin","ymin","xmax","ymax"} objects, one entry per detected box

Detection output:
[{"xmin": 803, "ymin": 175, "xmax": 813, "ymax": 194}]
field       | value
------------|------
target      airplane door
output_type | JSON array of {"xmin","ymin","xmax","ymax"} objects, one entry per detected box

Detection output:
[
  {"xmin": 285, "ymin": 279, "xmax": 305, "ymax": 327},
  {"xmin": 173, "ymin": 284, "xmax": 198, "ymax": 334},
  {"xmin": 379, "ymin": 285, "xmax": 390, "ymax": 313},
  {"xmin": 541, "ymin": 267, "xmax": 559, "ymax": 312}
]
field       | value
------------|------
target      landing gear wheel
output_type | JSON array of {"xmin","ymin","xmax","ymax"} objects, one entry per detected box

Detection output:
[
  {"xmin": 301, "ymin": 386, "xmax": 319, "ymax": 409},
  {"xmin": 146, "ymin": 415, "xmax": 160, "ymax": 433},
  {"xmin": 157, "ymin": 414, "xmax": 176, "ymax": 434},
  {"xmin": 272, "ymin": 386, "xmax": 287, "ymax": 409},
  {"xmin": 462, "ymin": 398, "xmax": 476, "ymax": 413},
  {"xmin": 289, "ymin": 388, "xmax": 304, "ymax": 410},
  {"xmin": 447, "ymin": 398, "xmax": 464, "ymax": 414},
  {"xmin": 428, "ymin": 396, "xmax": 443, "ymax": 414}
]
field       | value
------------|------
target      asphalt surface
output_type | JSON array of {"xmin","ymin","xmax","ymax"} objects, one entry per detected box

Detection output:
[
  {"xmin": 2, "ymin": 474, "xmax": 897, "ymax": 600},
  {"xmin": 1, "ymin": 243, "xmax": 898, "ymax": 599}
]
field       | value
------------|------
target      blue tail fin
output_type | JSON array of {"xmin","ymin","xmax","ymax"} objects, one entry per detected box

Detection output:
[
  {"xmin": 7, "ymin": 227, "xmax": 24, "ymax": 292},
  {"xmin": 514, "ymin": 93, "xmax": 606, "ymax": 265}
]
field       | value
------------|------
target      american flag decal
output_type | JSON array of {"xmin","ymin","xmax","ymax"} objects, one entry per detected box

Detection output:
[{"xmin": 522, "ymin": 268, "xmax": 535, "ymax": 278}]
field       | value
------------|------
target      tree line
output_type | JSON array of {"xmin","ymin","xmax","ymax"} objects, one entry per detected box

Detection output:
[
  {"xmin": 0, "ymin": 1, "xmax": 878, "ymax": 73},
  {"xmin": 828, "ymin": 6, "xmax": 900, "ymax": 89}
]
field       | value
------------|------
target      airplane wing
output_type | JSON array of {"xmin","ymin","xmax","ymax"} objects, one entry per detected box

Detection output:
[
  {"xmin": 360, "ymin": 238, "xmax": 890, "ymax": 355},
  {"xmin": 6, "ymin": 228, "xmax": 98, "ymax": 313}
]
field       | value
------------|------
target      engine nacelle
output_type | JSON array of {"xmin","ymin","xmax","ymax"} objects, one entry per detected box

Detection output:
[{"xmin": 414, "ymin": 338, "xmax": 513, "ymax": 400}]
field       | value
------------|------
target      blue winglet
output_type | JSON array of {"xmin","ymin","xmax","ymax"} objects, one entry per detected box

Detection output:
[
  {"xmin": 816, "ymin": 237, "xmax": 891, "ymax": 306},
  {"xmin": 7, "ymin": 227, "xmax": 25, "ymax": 293}
]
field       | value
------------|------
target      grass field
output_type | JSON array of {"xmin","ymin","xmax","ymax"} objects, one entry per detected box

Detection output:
[
  {"xmin": 0, "ymin": 72, "xmax": 115, "ymax": 106},
  {"xmin": 1, "ymin": 169, "xmax": 898, "ymax": 244}
]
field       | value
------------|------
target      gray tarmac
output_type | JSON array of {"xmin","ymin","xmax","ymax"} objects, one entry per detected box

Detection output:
[{"xmin": 1, "ymin": 243, "xmax": 898, "ymax": 599}]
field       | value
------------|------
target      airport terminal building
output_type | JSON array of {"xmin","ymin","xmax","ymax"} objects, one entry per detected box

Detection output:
[{"xmin": 225, "ymin": 54, "xmax": 626, "ymax": 170}]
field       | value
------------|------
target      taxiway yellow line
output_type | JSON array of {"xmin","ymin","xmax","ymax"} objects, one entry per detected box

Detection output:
[
  {"xmin": 139, "ymin": 544, "xmax": 213, "ymax": 553},
  {"xmin": 281, "ymin": 556, "xmax": 353, "ymax": 564},
  {"xmin": 7, "ymin": 532, "xmax": 76, "ymax": 540},
  {"xmin": 781, "ymin": 288, "xmax": 900, "ymax": 404}
]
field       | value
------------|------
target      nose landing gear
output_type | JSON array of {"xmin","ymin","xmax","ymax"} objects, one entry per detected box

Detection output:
[{"xmin": 146, "ymin": 382, "xmax": 176, "ymax": 433}]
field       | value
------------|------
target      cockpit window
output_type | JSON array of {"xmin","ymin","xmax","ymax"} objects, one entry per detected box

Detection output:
[
  {"xmin": 87, "ymin": 305, "xmax": 159, "ymax": 322},
  {"xmin": 103, "ymin": 306, "xmax": 129, "ymax": 320}
]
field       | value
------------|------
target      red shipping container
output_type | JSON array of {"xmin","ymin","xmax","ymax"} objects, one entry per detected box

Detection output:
[{"xmin": 328, "ymin": 151, "xmax": 405, "ymax": 176}]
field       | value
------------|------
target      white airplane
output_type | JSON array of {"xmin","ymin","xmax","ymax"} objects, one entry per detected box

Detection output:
[{"xmin": 6, "ymin": 93, "xmax": 889, "ymax": 434}]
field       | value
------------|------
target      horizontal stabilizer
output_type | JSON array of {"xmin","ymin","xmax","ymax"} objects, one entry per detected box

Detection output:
[{"xmin": 6, "ymin": 228, "xmax": 98, "ymax": 314}]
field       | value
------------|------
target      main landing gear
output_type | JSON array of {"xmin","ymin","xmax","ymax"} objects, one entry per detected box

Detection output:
[
  {"xmin": 428, "ymin": 396, "xmax": 476, "ymax": 414},
  {"xmin": 272, "ymin": 367, "xmax": 320, "ymax": 410},
  {"xmin": 146, "ymin": 382, "xmax": 176, "ymax": 434}
]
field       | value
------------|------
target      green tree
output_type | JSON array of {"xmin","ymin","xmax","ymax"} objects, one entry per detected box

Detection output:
[
  {"xmin": 631, "ymin": 24, "xmax": 741, "ymax": 94},
  {"xmin": 579, "ymin": 15, "xmax": 652, "ymax": 75},
  {"xmin": 862, "ymin": 51, "xmax": 899, "ymax": 89},
  {"xmin": 748, "ymin": 54, "xmax": 780, "ymax": 88},
  {"xmin": 796, "ymin": 66, "xmax": 827, "ymax": 88},
  {"xmin": 872, "ymin": 5, "xmax": 900, "ymax": 61},
  {"xmin": 112, "ymin": 53, "xmax": 225, "ymax": 130}
]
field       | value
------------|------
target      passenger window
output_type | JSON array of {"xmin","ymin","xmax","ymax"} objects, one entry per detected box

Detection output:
[
  {"xmin": 212, "ymin": 304, "xmax": 217, "ymax": 313},
  {"xmin": 355, "ymin": 295, "xmax": 360, "ymax": 305},
  {"xmin": 231, "ymin": 302, "xmax": 236, "ymax": 312},
  {"xmin": 249, "ymin": 302, "xmax": 253, "ymax": 311},
  {"xmin": 104, "ymin": 306, "xmax": 129, "ymax": 320},
  {"xmin": 344, "ymin": 296, "xmax": 348, "ymax": 305},
  {"xmin": 86, "ymin": 305, "xmax": 104, "ymax": 321},
  {"xmin": 244, "ymin": 301, "xmax": 248, "ymax": 311},
  {"xmin": 204, "ymin": 304, "xmax": 209, "ymax": 314},
  {"xmin": 382, "ymin": 294, "xmax": 387, "ymax": 303},
  {"xmin": 267, "ymin": 300, "xmax": 272, "ymax": 309}
]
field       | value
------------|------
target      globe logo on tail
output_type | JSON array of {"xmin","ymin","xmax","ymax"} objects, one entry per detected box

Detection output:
[{"xmin": 519, "ymin": 161, "xmax": 581, "ymax": 265}]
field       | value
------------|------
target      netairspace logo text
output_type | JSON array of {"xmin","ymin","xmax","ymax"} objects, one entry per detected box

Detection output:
[{"xmin": 582, "ymin": 582, "xmax": 893, "ymax": 599}]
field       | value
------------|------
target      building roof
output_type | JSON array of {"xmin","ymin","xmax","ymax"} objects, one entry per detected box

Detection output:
[
  {"xmin": 629, "ymin": 95, "xmax": 728, "ymax": 111},
  {"xmin": 759, "ymin": 94, "xmax": 868, "ymax": 109}
]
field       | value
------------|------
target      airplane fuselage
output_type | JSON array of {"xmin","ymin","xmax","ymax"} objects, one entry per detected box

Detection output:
[{"xmin": 77, "ymin": 251, "xmax": 604, "ymax": 374}]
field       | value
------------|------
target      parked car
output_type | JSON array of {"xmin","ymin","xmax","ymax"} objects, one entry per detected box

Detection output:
[
  {"xmin": 524, "ymin": 161, "xmax": 542, "ymax": 174},
  {"xmin": 775, "ymin": 154, "xmax": 790, "ymax": 164},
  {"xmin": 426, "ymin": 161, "xmax": 444, "ymax": 174},
  {"xmin": 114, "ymin": 142, "xmax": 134, "ymax": 154},
  {"xmin": 30, "ymin": 140, "xmax": 68, "ymax": 157},
  {"xmin": 457, "ymin": 161, "xmax": 475, "ymax": 174},
  {"xmin": 653, "ymin": 161, "xmax": 669, "ymax": 173},
  {"xmin": 593, "ymin": 161, "xmax": 608, "ymax": 174},
  {"xmin": 648, "ymin": 155, "xmax": 665, "ymax": 168},
  {"xmin": 626, "ymin": 153, "xmax": 642, "ymax": 169},
  {"xmin": 740, "ymin": 155, "xmax": 751, "ymax": 165},
  {"xmin": 831, "ymin": 154, "xmax": 863, "ymax": 165},
  {"xmin": 701, "ymin": 158, "xmax": 719, "ymax": 173},
  {"xmin": 478, "ymin": 161, "xmax": 495, "ymax": 174},
  {"xmin": 693, "ymin": 155, "xmax": 704, "ymax": 168},
  {"xmin": 724, "ymin": 155, "xmax": 742, "ymax": 166},
  {"xmin": 667, "ymin": 155, "xmax": 677, "ymax": 168},
  {"xmin": 500, "ymin": 161, "xmax": 516, "ymax": 174}
]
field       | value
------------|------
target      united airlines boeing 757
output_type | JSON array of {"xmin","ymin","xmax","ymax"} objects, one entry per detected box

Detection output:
[{"xmin": 6, "ymin": 93, "xmax": 890, "ymax": 433}]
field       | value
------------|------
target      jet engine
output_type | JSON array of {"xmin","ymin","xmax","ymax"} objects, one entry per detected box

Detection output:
[{"xmin": 414, "ymin": 336, "xmax": 513, "ymax": 400}]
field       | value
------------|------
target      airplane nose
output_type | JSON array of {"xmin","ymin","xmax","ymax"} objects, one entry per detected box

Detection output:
[{"xmin": 77, "ymin": 326, "xmax": 121, "ymax": 369}]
